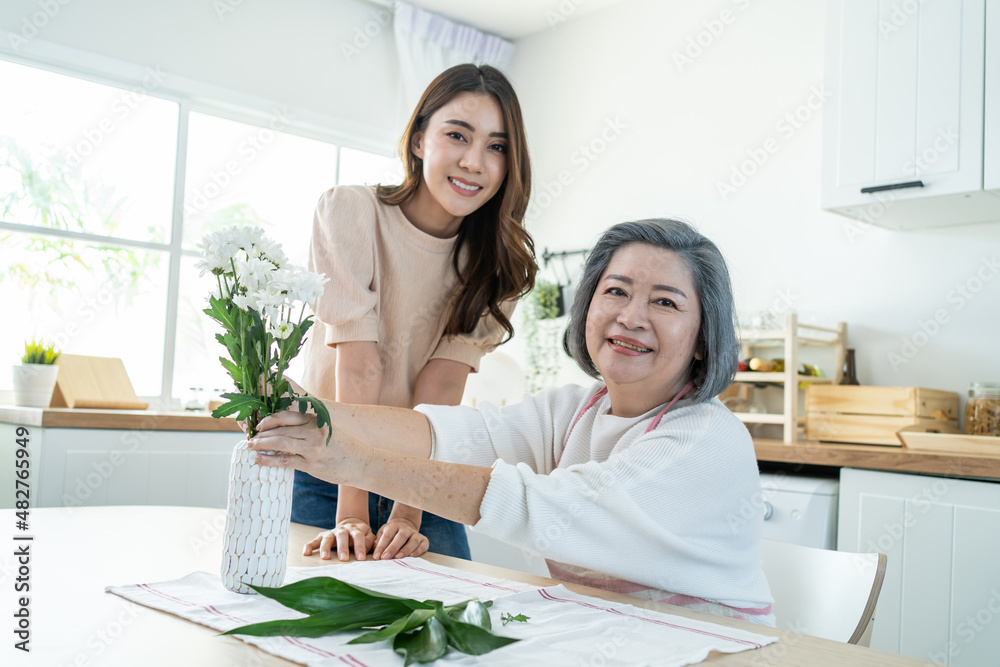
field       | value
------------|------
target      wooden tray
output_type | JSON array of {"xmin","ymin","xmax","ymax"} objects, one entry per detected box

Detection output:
[{"xmin": 896, "ymin": 424, "xmax": 1000, "ymax": 456}]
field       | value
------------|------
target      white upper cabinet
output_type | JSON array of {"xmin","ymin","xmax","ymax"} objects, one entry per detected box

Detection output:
[{"xmin": 822, "ymin": 0, "xmax": 1000, "ymax": 230}]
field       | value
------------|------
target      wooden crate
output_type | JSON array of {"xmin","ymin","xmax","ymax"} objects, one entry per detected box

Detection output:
[{"xmin": 805, "ymin": 386, "xmax": 958, "ymax": 446}]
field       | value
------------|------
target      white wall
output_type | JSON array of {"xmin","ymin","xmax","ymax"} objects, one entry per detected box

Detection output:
[
  {"xmin": 3, "ymin": 0, "xmax": 998, "ymax": 408},
  {"xmin": 509, "ymin": 0, "xmax": 1000, "ymax": 409},
  {"xmin": 0, "ymin": 0, "xmax": 403, "ymax": 151}
]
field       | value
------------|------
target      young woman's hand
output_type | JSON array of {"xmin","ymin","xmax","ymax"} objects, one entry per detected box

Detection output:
[
  {"xmin": 373, "ymin": 517, "xmax": 429, "ymax": 560},
  {"xmin": 302, "ymin": 517, "xmax": 376, "ymax": 561}
]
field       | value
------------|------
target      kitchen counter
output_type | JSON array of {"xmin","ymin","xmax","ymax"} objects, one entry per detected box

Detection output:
[
  {"xmin": 754, "ymin": 437, "xmax": 1000, "ymax": 481},
  {"xmin": 3, "ymin": 405, "xmax": 997, "ymax": 480},
  {"xmin": 0, "ymin": 404, "xmax": 241, "ymax": 431}
]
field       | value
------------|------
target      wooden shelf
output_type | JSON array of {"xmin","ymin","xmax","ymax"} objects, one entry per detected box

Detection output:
[
  {"xmin": 728, "ymin": 313, "xmax": 847, "ymax": 444},
  {"xmin": 732, "ymin": 372, "xmax": 835, "ymax": 384}
]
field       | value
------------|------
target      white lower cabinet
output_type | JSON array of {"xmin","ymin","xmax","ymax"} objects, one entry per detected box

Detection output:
[
  {"xmin": 0, "ymin": 423, "xmax": 237, "ymax": 510},
  {"xmin": 839, "ymin": 468, "xmax": 1000, "ymax": 664}
]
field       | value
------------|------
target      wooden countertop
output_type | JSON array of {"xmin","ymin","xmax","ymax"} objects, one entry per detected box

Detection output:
[
  {"xmin": 4, "ymin": 404, "xmax": 998, "ymax": 480},
  {"xmin": 754, "ymin": 438, "xmax": 1000, "ymax": 480},
  {"xmin": 0, "ymin": 404, "xmax": 242, "ymax": 431}
]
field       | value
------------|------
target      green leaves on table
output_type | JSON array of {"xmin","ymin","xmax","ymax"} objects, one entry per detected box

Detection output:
[
  {"xmin": 222, "ymin": 576, "xmax": 521, "ymax": 664},
  {"xmin": 501, "ymin": 612, "xmax": 530, "ymax": 626}
]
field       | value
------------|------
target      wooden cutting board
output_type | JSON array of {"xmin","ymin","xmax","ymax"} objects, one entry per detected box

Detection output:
[
  {"xmin": 49, "ymin": 354, "xmax": 149, "ymax": 410},
  {"xmin": 896, "ymin": 423, "xmax": 1000, "ymax": 456}
]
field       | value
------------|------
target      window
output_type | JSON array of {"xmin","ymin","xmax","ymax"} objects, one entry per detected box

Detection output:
[{"xmin": 0, "ymin": 58, "xmax": 401, "ymax": 403}]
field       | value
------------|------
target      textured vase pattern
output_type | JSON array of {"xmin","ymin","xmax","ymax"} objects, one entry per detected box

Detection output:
[{"xmin": 221, "ymin": 440, "xmax": 294, "ymax": 594}]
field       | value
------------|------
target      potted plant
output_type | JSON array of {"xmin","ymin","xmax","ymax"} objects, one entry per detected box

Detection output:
[
  {"xmin": 12, "ymin": 340, "xmax": 60, "ymax": 408},
  {"xmin": 197, "ymin": 225, "xmax": 332, "ymax": 594},
  {"xmin": 524, "ymin": 280, "xmax": 565, "ymax": 393}
]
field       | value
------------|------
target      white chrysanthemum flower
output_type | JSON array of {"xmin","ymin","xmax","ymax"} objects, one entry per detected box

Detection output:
[
  {"xmin": 196, "ymin": 231, "xmax": 238, "ymax": 276},
  {"xmin": 231, "ymin": 293, "xmax": 256, "ymax": 311},
  {"xmin": 253, "ymin": 236, "xmax": 288, "ymax": 267},
  {"xmin": 276, "ymin": 267, "xmax": 328, "ymax": 305},
  {"xmin": 270, "ymin": 321, "xmax": 294, "ymax": 340},
  {"xmin": 235, "ymin": 225, "xmax": 265, "ymax": 251},
  {"xmin": 234, "ymin": 256, "xmax": 276, "ymax": 293}
]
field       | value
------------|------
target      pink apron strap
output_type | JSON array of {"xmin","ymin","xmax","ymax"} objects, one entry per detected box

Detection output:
[
  {"xmin": 644, "ymin": 380, "xmax": 694, "ymax": 433},
  {"xmin": 557, "ymin": 380, "xmax": 694, "ymax": 465}
]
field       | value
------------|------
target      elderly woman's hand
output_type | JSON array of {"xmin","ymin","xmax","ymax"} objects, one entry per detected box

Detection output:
[{"xmin": 247, "ymin": 410, "xmax": 370, "ymax": 485}]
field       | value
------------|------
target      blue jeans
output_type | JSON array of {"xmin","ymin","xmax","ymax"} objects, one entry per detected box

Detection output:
[{"xmin": 291, "ymin": 470, "xmax": 471, "ymax": 560}]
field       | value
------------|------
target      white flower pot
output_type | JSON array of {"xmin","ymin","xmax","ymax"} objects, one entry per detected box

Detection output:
[
  {"xmin": 12, "ymin": 364, "xmax": 59, "ymax": 408},
  {"xmin": 220, "ymin": 439, "xmax": 294, "ymax": 594}
]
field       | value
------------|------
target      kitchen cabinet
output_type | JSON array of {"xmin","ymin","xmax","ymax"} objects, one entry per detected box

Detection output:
[
  {"xmin": 821, "ymin": 0, "xmax": 1000, "ymax": 230},
  {"xmin": 0, "ymin": 409, "xmax": 238, "ymax": 510},
  {"xmin": 838, "ymin": 468, "xmax": 1000, "ymax": 665}
]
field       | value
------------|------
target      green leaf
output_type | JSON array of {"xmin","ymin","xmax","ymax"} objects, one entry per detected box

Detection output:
[
  {"xmin": 219, "ymin": 357, "xmax": 243, "ymax": 385},
  {"xmin": 294, "ymin": 395, "xmax": 334, "ymax": 445},
  {"xmin": 204, "ymin": 295, "xmax": 238, "ymax": 332},
  {"xmin": 436, "ymin": 607, "xmax": 519, "ymax": 656},
  {"xmin": 393, "ymin": 617, "xmax": 448, "ymax": 666},
  {"xmin": 211, "ymin": 393, "xmax": 266, "ymax": 420},
  {"xmin": 348, "ymin": 608, "xmax": 435, "ymax": 645},
  {"xmin": 501, "ymin": 612, "xmax": 530, "ymax": 626},
  {"xmin": 223, "ymin": 598, "xmax": 417, "ymax": 638},
  {"xmin": 249, "ymin": 576, "xmax": 433, "ymax": 615},
  {"xmin": 458, "ymin": 600, "xmax": 491, "ymax": 631}
]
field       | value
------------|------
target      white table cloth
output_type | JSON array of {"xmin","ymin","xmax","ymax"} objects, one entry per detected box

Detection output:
[{"xmin": 107, "ymin": 558, "xmax": 776, "ymax": 667}]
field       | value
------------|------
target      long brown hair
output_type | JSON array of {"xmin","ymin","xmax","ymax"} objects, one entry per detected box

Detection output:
[{"xmin": 377, "ymin": 64, "xmax": 536, "ymax": 342}]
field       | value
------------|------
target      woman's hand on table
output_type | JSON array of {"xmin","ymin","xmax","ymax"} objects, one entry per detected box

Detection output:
[
  {"xmin": 303, "ymin": 517, "xmax": 376, "ymax": 561},
  {"xmin": 373, "ymin": 517, "xmax": 429, "ymax": 560}
]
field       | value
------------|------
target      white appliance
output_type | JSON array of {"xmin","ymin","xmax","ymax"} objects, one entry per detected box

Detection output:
[{"xmin": 759, "ymin": 472, "xmax": 839, "ymax": 550}]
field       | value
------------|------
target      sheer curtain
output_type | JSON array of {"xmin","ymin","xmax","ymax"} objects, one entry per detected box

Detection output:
[{"xmin": 392, "ymin": 1, "xmax": 515, "ymax": 113}]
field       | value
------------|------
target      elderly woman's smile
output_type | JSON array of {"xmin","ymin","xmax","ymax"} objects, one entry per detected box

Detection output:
[{"xmin": 585, "ymin": 242, "xmax": 703, "ymax": 415}]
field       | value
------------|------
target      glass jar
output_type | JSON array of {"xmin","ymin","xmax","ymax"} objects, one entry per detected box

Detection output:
[{"xmin": 965, "ymin": 383, "xmax": 1000, "ymax": 436}]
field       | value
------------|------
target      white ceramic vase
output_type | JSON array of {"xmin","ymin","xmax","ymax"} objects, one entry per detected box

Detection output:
[
  {"xmin": 220, "ymin": 439, "xmax": 294, "ymax": 594},
  {"xmin": 12, "ymin": 364, "xmax": 59, "ymax": 408}
]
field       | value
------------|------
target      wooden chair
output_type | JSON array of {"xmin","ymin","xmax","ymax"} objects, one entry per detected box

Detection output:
[{"xmin": 761, "ymin": 538, "xmax": 887, "ymax": 646}]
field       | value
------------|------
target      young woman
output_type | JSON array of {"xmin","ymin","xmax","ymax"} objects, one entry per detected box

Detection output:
[
  {"xmin": 293, "ymin": 64, "xmax": 536, "ymax": 563},
  {"xmin": 253, "ymin": 219, "xmax": 775, "ymax": 626}
]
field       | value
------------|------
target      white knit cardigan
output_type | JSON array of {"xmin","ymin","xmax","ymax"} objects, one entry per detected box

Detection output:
[{"xmin": 417, "ymin": 382, "xmax": 775, "ymax": 625}]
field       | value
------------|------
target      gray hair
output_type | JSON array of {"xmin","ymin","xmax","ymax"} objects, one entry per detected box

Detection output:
[{"xmin": 566, "ymin": 219, "xmax": 739, "ymax": 404}]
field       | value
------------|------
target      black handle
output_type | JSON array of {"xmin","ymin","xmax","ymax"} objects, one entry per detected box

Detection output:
[{"xmin": 860, "ymin": 180, "xmax": 924, "ymax": 194}]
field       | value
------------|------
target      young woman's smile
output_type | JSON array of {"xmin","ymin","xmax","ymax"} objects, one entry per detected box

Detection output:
[
  {"xmin": 586, "ymin": 243, "xmax": 703, "ymax": 416},
  {"xmin": 404, "ymin": 92, "xmax": 508, "ymax": 237}
]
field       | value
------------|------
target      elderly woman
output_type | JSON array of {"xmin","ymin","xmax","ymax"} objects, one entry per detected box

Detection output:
[{"xmin": 250, "ymin": 219, "xmax": 775, "ymax": 625}]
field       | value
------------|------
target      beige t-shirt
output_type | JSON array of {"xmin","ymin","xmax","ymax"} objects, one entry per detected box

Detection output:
[{"xmin": 300, "ymin": 185, "xmax": 510, "ymax": 408}]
